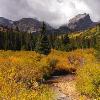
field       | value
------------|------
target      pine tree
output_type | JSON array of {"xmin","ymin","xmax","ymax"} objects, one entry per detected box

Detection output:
[
  {"xmin": 35, "ymin": 22, "xmax": 51, "ymax": 55},
  {"xmin": 61, "ymin": 34, "xmax": 71, "ymax": 51},
  {"xmin": 4, "ymin": 32, "xmax": 8, "ymax": 50},
  {"xmin": 62, "ymin": 34, "xmax": 70, "ymax": 45}
]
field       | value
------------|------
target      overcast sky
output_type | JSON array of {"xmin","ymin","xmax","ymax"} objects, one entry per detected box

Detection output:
[{"xmin": 0, "ymin": 0, "xmax": 100, "ymax": 27}]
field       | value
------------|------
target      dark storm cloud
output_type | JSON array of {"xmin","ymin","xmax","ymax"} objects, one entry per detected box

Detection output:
[
  {"xmin": 0, "ymin": 0, "xmax": 32, "ymax": 19},
  {"xmin": 0, "ymin": 0, "xmax": 99, "ymax": 27}
]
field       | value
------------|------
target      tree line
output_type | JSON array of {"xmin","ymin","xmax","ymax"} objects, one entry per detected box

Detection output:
[{"xmin": 0, "ymin": 22, "xmax": 99, "ymax": 55}]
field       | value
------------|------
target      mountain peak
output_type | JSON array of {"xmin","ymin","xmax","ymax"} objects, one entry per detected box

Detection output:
[
  {"xmin": 69, "ymin": 13, "xmax": 89, "ymax": 23},
  {"xmin": 0, "ymin": 17, "xmax": 13, "ymax": 27},
  {"xmin": 69, "ymin": 13, "xmax": 91, "ymax": 23},
  {"xmin": 68, "ymin": 13, "xmax": 93, "ymax": 31},
  {"xmin": 13, "ymin": 18, "xmax": 53, "ymax": 33}
]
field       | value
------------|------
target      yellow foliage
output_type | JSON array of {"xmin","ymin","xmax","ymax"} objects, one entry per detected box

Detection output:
[{"xmin": 0, "ymin": 49, "xmax": 97, "ymax": 99}]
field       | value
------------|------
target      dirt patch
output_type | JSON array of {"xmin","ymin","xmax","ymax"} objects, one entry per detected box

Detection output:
[{"xmin": 46, "ymin": 75, "xmax": 90, "ymax": 100}]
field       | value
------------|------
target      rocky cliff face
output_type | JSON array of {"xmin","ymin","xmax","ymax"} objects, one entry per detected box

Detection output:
[
  {"xmin": 0, "ymin": 14, "xmax": 99, "ymax": 34},
  {"xmin": 13, "ymin": 18, "xmax": 53, "ymax": 33},
  {"xmin": 13, "ymin": 18, "xmax": 42, "ymax": 33},
  {"xmin": 0, "ymin": 17, "xmax": 53, "ymax": 33},
  {"xmin": 68, "ymin": 13, "xmax": 94, "ymax": 31},
  {"xmin": 0, "ymin": 17, "xmax": 13, "ymax": 28}
]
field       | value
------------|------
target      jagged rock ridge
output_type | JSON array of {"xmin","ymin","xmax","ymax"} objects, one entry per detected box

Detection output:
[
  {"xmin": 0, "ymin": 13, "xmax": 99, "ymax": 33},
  {"xmin": 68, "ymin": 13, "xmax": 94, "ymax": 31}
]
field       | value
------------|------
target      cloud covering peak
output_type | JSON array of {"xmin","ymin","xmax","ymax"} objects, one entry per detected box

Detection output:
[{"xmin": 0, "ymin": 0, "xmax": 99, "ymax": 27}]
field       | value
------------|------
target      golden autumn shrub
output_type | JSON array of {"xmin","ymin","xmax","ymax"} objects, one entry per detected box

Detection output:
[
  {"xmin": 47, "ymin": 49, "xmax": 95, "ymax": 73},
  {"xmin": 0, "ymin": 49, "xmax": 97, "ymax": 99},
  {"xmin": 76, "ymin": 63, "xmax": 100, "ymax": 99},
  {"xmin": 76, "ymin": 49, "xmax": 100, "ymax": 99},
  {"xmin": 0, "ymin": 51, "xmax": 54, "ymax": 100}
]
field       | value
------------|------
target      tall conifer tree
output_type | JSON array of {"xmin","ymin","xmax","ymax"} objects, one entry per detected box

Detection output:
[{"xmin": 35, "ymin": 22, "xmax": 51, "ymax": 55}]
